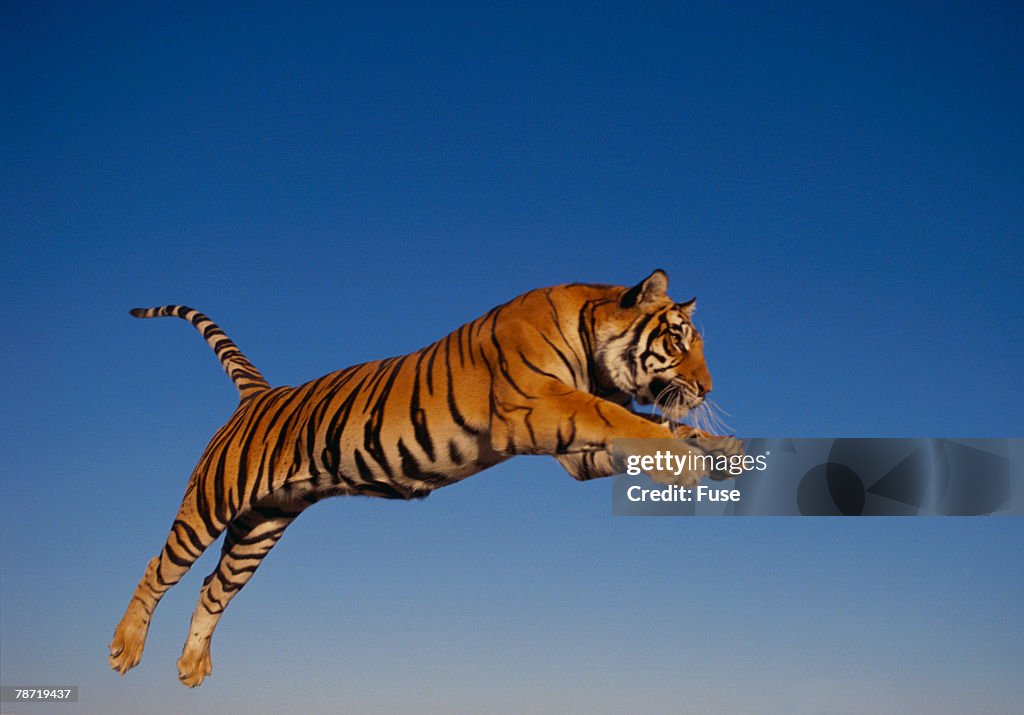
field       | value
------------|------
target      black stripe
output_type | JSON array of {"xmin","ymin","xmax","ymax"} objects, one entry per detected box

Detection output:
[
  {"xmin": 162, "ymin": 544, "xmax": 193, "ymax": 569},
  {"xmin": 360, "ymin": 356, "xmax": 401, "ymax": 412},
  {"xmin": 354, "ymin": 449, "xmax": 376, "ymax": 483},
  {"xmin": 556, "ymin": 415, "xmax": 578, "ymax": 453},
  {"xmin": 445, "ymin": 338, "xmax": 481, "ymax": 435},
  {"xmin": 362, "ymin": 357, "xmax": 406, "ymax": 477},
  {"xmin": 517, "ymin": 350, "xmax": 562, "ymax": 382},
  {"xmin": 425, "ymin": 340, "xmax": 441, "ymax": 395},
  {"xmin": 397, "ymin": 439, "xmax": 451, "ymax": 485},
  {"xmin": 236, "ymin": 524, "xmax": 290, "ymax": 547},
  {"xmin": 455, "ymin": 324, "xmax": 467, "ymax": 367},
  {"xmin": 252, "ymin": 505, "xmax": 302, "ymax": 520},
  {"xmin": 448, "ymin": 439, "xmax": 464, "ymax": 465},
  {"xmin": 542, "ymin": 290, "xmax": 586, "ymax": 378},
  {"xmin": 255, "ymin": 386, "xmax": 317, "ymax": 497},
  {"xmin": 172, "ymin": 519, "xmax": 205, "ymax": 557},
  {"xmin": 409, "ymin": 350, "xmax": 436, "ymax": 461},
  {"xmin": 540, "ymin": 333, "xmax": 579, "ymax": 387},
  {"xmin": 320, "ymin": 370, "xmax": 374, "ymax": 482},
  {"xmin": 488, "ymin": 311, "xmax": 531, "ymax": 398}
]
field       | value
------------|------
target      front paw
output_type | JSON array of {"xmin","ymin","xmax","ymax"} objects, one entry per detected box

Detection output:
[
  {"xmin": 610, "ymin": 434, "xmax": 748, "ymax": 487},
  {"xmin": 686, "ymin": 434, "xmax": 745, "ymax": 481},
  {"xmin": 646, "ymin": 457, "xmax": 709, "ymax": 488},
  {"xmin": 698, "ymin": 434, "xmax": 744, "ymax": 457},
  {"xmin": 664, "ymin": 423, "xmax": 712, "ymax": 440},
  {"xmin": 611, "ymin": 438, "xmax": 710, "ymax": 487}
]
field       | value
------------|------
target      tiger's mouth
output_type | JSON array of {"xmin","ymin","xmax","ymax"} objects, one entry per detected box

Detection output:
[
  {"xmin": 649, "ymin": 378, "xmax": 671, "ymax": 402},
  {"xmin": 639, "ymin": 377, "xmax": 703, "ymax": 416},
  {"xmin": 635, "ymin": 377, "xmax": 673, "ymax": 407}
]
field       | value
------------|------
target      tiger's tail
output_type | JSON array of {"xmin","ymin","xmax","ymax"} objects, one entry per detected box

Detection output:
[{"xmin": 129, "ymin": 305, "xmax": 271, "ymax": 400}]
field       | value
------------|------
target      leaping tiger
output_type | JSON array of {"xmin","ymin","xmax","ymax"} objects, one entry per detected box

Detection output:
[{"xmin": 109, "ymin": 269, "xmax": 742, "ymax": 687}]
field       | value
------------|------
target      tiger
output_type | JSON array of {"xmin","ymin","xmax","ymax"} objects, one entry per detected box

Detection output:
[{"xmin": 109, "ymin": 269, "xmax": 743, "ymax": 687}]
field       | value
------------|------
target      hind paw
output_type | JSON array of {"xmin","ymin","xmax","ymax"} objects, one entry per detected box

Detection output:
[
  {"xmin": 177, "ymin": 643, "xmax": 213, "ymax": 688},
  {"xmin": 109, "ymin": 618, "xmax": 148, "ymax": 674}
]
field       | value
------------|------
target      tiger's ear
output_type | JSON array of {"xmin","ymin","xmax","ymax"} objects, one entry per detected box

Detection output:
[
  {"xmin": 677, "ymin": 297, "xmax": 697, "ymax": 317},
  {"xmin": 621, "ymin": 269, "xmax": 669, "ymax": 308}
]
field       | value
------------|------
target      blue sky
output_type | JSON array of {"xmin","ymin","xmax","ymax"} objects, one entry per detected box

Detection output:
[{"xmin": 2, "ymin": 2, "xmax": 1022, "ymax": 713}]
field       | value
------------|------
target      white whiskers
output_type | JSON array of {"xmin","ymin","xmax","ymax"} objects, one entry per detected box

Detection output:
[
  {"xmin": 652, "ymin": 381, "xmax": 686, "ymax": 422},
  {"xmin": 652, "ymin": 380, "xmax": 734, "ymax": 435},
  {"xmin": 691, "ymin": 397, "xmax": 733, "ymax": 435}
]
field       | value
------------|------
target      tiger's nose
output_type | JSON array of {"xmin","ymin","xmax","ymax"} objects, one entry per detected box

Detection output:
[{"xmin": 697, "ymin": 380, "xmax": 711, "ymax": 397}]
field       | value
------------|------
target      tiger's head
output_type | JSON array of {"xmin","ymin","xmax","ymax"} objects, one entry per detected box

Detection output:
[{"xmin": 594, "ymin": 269, "xmax": 712, "ymax": 421}]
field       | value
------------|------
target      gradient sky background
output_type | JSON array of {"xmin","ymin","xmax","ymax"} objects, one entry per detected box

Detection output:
[{"xmin": 2, "ymin": 2, "xmax": 1022, "ymax": 713}]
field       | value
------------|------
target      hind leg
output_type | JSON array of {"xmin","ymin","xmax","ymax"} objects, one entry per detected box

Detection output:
[
  {"xmin": 176, "ymin": 499, "xmax": 309, "ymax": 687},
  {"xmin": 109, "ymin": 494, "xmax": 225, "ymax": 674}
]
